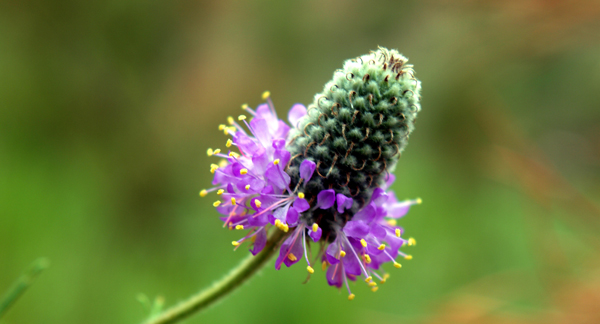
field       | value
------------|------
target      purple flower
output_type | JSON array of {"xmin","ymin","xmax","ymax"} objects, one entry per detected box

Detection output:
[{"xmin": 201, "ymin": 91, "xmax": 421, "ymax": 300}]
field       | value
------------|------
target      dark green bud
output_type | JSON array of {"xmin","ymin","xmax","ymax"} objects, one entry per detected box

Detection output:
[{"xmin": 286, "ymin": 47, "xmax": 421, "ymax": 235}]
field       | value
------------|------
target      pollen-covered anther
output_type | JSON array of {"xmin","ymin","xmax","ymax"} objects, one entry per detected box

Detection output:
[
  {"xmin": 227, "ymin": 116, "xmax": 234, "ymax": 125},
  {"xmin": 393, "ymin": 262, "xmax": 402, "ymax": 268},
  {"xmin": 255, "ymin": 199, "xmax": 262, "ymax": 208},
  {"xmin": 322, "ymin": 260, "xmax": 328, "ymax": 271},
  {"xmin": 378, "ymin": 244, "xmax": 386, "ymax": 250},
  {"xmin": 381, "ymin": 273, "xmax": 390, "ymax": 284},
  {"xmin": 395, "ymin": 229, "xmax": 401, "ymax": 237},
  {"xmin": 207, "ymin": 148, "xmax": 214, "ymax": 156},
  {"xmin": 217, "ymin": 189, "xmax": 224, "ymax": 195},
  {"xmin": 348, "ymin": 294, "xmax": 355, "ymax": 301},
  {"xmin": 387, "ymin": 219, "xmax": 397, "ymax": 226},
  {"xmin": 312, "ymin": 223, "xmax": 319, "ymax": 232},
  {"xmin": 210, "ymin": 164, "xmax": 219, "ymax": 173},
  {"xmin": 244, "ymin": 185, "xmax": 250, "ymax": 190},
  {"xmin": 340, "ymin": 250, "xmax": 346, "ymax": 257},
  {"xmin": 408, "ymin": 238, "xmax": 416, "ymax": 246},
  {"xmin": 368, "ymin": 282, "xmax": 377, "ymax": 287},
  {"xmin": 364, "ymin": 254, "xmax": 372, "ymax": 264},
  {"xmin": 261, "ymin": 91, "xmax": 270, "ymax": 100},
  {"xmin": 365, "ymin": 276, "xmax": 373, "ymax": 283},
  {"xmin": 307, "ymin": 266, "xmax": 315, "ymax": 274},
  {"xmin": 240, "ymin": 168, "xmax": 248, "ymax": 175},
  {"xmin": 213, "ymin": 201, "xmax": 221, "ymax": 207},
  {"xmin": 273, "ymin": 159, "xmax": 280, "ymax": 165},
  {"xmin": 238, "ymin": 115, "xmax": 246, "ymax": 121},
  {"xmin": 371, "ymin": 287, "xmax": 379, "ymax": 292},
  {"xmin": 298, "ymin": 192, "xmax": 305, "ymax": 199},
  {"xmin": 213, "ymin": 149, "xmax": 221, "ymax": 155},
  {"xmin": 287, "ymin": 253, "xmax": 297, "ymax": 261},
  {"xmin": 235, "ymin": 225, "xmax": 244, "ymax": 230},
  {"xmin": 230, "ymin": 197, "xmax": 236, "ymax": 205},
  {"xmin": 232, "ymin": 241, "xmax": 240, "ymax": 247},
  {"xmin": 228, "ymin": 152, "xmax": 239, "ymax": 158},
  {"xmin": 404, "ymin": 255, "xmax": 413, "ymax": 260},
  {"xmin": 218, "ymin": 124, "xmax": 226, "ymax": 131},
  {"xmin": 360, "ymin": 239, "xmax": 367, "ymax": 247},
  {"xmin": 416, "ymin": 198, "xmax": 423, "ymax": 204},
  {"xmin": 199, "ymin": 190, "xmax": 208, "ymax": 197},
  {"xmin": 241, "ymin": 103, "xmax": 249, "ymax": 110},
  {"xmin": 226, "ymin": 139, "xmax": 233, "ymax": 147}
]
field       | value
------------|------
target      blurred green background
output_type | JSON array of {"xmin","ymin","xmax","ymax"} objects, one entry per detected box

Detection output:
[{"xmin": 2, "ymin": 0, "xmax": 600, "ymax": 323}]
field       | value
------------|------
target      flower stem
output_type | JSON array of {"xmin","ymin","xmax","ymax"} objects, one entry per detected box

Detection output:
[
  {"xmin": 0, "ymin": 258, "xmax": 49, "ymax": 319},
  {"xmin": 143, "ymin": 229, "xmax": 287, "ymax": 324}
]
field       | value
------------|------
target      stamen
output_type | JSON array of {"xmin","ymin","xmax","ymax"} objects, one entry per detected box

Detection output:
[
  {"xmin": 199, "ymin": 190, "xmax": 208, "ymax": 197},
  {"xmin": 255, "ymin": 199, "xmax": 262, "ymax": 208},
  {"xmin": 228, "ymin": 152, "xmax": 240, "ymax": 158},
  {"xmin": 340, "ymin": 250, "xmax": 346, "ymax": 257},
  {"xmin": 226, "ymin": 139, "xmax": 233, "ymax": 147},
  {"xmin": 238, "ymin": 115, "xmax": 247, "ymax": 121},
  {"xmin": 213, "ymin": 149, "xmax": 221, "ymax": 155},
  {"xmin": 348, "ymin": 294, "xmax": 355, "ymax": 301},
  {"xmin": 298, "ymin": 192, "xmax": 305, "ymax": 199},
  {"xmin": 408, "ymin": 238, "xmax": 416, "ymax": 246},
  {"xmin": 207, "ymin": 148, "xmax": 214, "ymax": 156},
  {"xmin": 381, "ymin": 273, "xmax": 390, "ymax": 283},
  {"xmin": 417, "ymin": 198, "xmax": 422, "ymax": 204},
  {"xmin": 360, "ymin": 239, "xmax": 367, "ymax": 247},
  {"xmin": 235, "ymin": 225, "xmax": 244, "ymax": 230},
  {"xmin": 378, "ymin": 244, "xmax": 386, "ymax": 250},
  {"xmin": 393, "ymin": 262, "xmax": 402, "ymax": 268},
  {"xmin": 213, "ymin": 201, "xmax": 221, "ymax": 207},
  {"xmin": 368, "ymin": 282, "xmax": 377, "ymax": 287},
  {"xmin": 387, "ymin": 219, "xmax": 397, "ymax": 226},
  {"xmin": 245, "ymin": 184, "xmax": 250, "ymax": 190},
  {"xmin": 287, "ymin": 253, "xmax": 297, "ymax": 261},
  {"xmin": 364, "ymin": 254, "xmax": 372, "ymax": 264},
  {"xmin": 395, "ymin": 229, "xmax": 401, "ymax": 237},
  {"xmin": 261, "ymin": 91, "xmax": 271, "ymax": 100},
  {"xmin": 230, "ymin": 197, "xmax": 236, "ymax": 205},
  {"xmin": 365, "ymin": 276, "xmax": 372, "ymax": 283},
  {"xmin": 232, "ymin": 241, "xmax": 240, "ymax": 246},
  {"xmin": 227, "ymin": 116, "xmax": 234, "ymax": 125},
  {"xmin": 307, "ymin": 266, "xmax": 314, "ymax": 274},
  {"xmin": 322, "ymin": 260, "xmax": 328, "ymax": 271},
  {"xmin": 404, "ymin": 255, "xmax": 413, "ymax": 260},
  {"xmin": 210, "ymin": 164, "xmax": 219, "ymax": 173},
  {"xmin": 312, "ymin": 223, "xmax": 319, "ymax": 232},
  {"xmin": 273, "ymin": 159, "xmax": 280, "ymax": 165},
  {"xmin": 217, "ymin": 189, "xmax": 225, "ymax": 195},
  {"xmin": 371, "ymin": 287, "xmax": 379, "ymax": 292}
]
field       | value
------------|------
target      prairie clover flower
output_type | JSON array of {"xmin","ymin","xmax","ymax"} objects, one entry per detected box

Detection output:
[{"xmin": 201, "ymin": 47, "xmax": 422, "ymax": 300}]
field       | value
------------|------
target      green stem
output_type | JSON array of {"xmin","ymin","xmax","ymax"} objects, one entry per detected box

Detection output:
[
  {"xmin": 143, "ymin": 229, "xmax": 287, "ymax": 324},
  {"xmin": 0, "ymin": 258, "xmax": 49, "ymax": 319}
]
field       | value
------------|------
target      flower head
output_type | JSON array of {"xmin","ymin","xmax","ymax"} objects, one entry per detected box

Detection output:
[{"xmin": 201, "ymin": 47, "xmax": 422, "ymax": 299}]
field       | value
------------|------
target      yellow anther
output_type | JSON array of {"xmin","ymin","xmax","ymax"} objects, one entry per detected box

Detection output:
[
  {"xmin": 212, "ymin": 149, "xmax": 221, "ymax": 155},
  {"xmin": 245, "ymin": 184, "xmax": 250, "ymax": 190},
  {"xmin": 235, "ymin": 225, "xmax": 244, "ymax": 230},
  {"xmin": 287, "ymin": 253, "xmax": 297, "ymax": 261},
  {"xmin": 230, "ymin": 197, "xmax": 237, "ymax": 205},
  {"xmin": 380, "ymin": 278, "xmax": 387, "ymax": 284},
  {"xmin": 250, "ymin": 235, "xmax": 257, "ymax": 243},
  {"xmin": 273, "ymin": 159, "xmax": 280, "ymax": 165},
  {"xmin": 213, "ymin": 201, "xmax": 221, "ymax": 207},
  {"xmin": 274, "ymin": 219, "xmax": 282, "ymax": 227},
  {"xmin": 232, "ymin": 241, "xmax": 240, "ymax": 246},
  {"xmin": 393, "ymin": 262, "xmax": 402, "ymax": 268},
  {"xmin": 241, "ymin": 103, "xmax": 249, "ymax": 110},
  {"xmin": 261, "ymin": 91, "xmax": 271, "ymax": 100},
  {"xmin": 298, "ymin": 192, "xmax": 305, "ymax": 199},
  {"xmin": 255, "ymin": 200, "xmax": 262, "ymax": 208},
  {"xmin": 378, "ymin": 244, "xmax": 386, "ymax": 250},
  {"xmin": 226, "ymin": 139, "xmax": 233, "ymax": 147},
  {"xmin": 282, "ymin": 224, "xmax": 289, "ymax": 232},
  {"xmin": 416, "ymin": 197, "xmax": 422, "ymax": 204},
  {"xmin": 404, "ymin": 255, "xmax": 413, "ymax": 260},
  {"xmin": 307, "ymin": 266, "xmax": 314, "ymax": 274},
  {"xmin": 395, "ymin": 229, "xmax": 401, "ymax": 237},
  {"xmin": 312, "ymin": 223, "xmax": 319, "ymax": 232},
  {"xmin": 364, "ymin": 254, "xmax": 372, "ymax": 264},
  {"xmin": 368, "ymin": 282, "xmax": 377, "ymax": 287},
  {"xmin": 210, "ymin": 164, "xmax": 219, "ymax": 173},
  {"xmin": 322, "ymin": 260, "xmax": 328, "ymax": 271},
  {"xmin": 408, "ymin": 238, "xmax": 416, "ymax": 246},
  {"xmin": 383, "ymin": 273, "xmax": 390, "ymax": 280},
  {"xmin": 227, "ymin": 116, "xmax": 234, "ymax": 125},
  {"xmin": 207, "ymin": 148, "xmax": 214, "ymax": 156},
  {"xmin": 387, "ymin": 219, "xmax": 397, "ymax": 226},
  {"xmin": 217, "ymin": 189, "xmax": 224, "ymax": 195},
  {"xmin": 199, "ymin": 190, "xmax": 208, "ymax": 197},
  {"xmin": 219, "ymin": 159, "xmax": 228, "ymax": 167},
  {"xmin": 360, "ymin": 239, "xmax": 367, "ymax": 247},
  {"xmin": 348, "ymin": 294, "xmax": 355, "ymax": 301},
  {"xmin": 371, "ymin": 287, "xmax": 379, "ymax": 292},
  {"xmin": 340, "ymin": 250, "xmax": 346, "ymax": 257},
  {"xmin": 238, "ymin": 115, "xmax": 247, "ymax": 121},
  {"xmin": 218, "ymin": 124, "xmax": 226, "ymax": 131},
  {"xmin": 228, "ymin": 152, "xmax": 240, "ymax": 158},
  {"xmin": 365, "ymin": 276, "xmax": 372, "ymax": 283},
  {"xmin": 240, "ymin": 168, "xmax": 248, "ymax": 175}
]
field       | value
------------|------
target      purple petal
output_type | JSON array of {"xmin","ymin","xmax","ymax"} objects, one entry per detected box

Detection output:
[
  {"xmin": 353, "ymin": 202, "xmax": 377, "ymax": 223},
  {"xmin": 288, "ymin": 103, "xmax": 307, "ymax": 128},
  {"xmin": 343, "ymin": 220, "xmax": 369, "ymax": 238},
  {"xmin": 272, "ymin": 201, "xmax": 291, "ymax": 222},
  {"xmin": 265, "ymin": 164, "xmax": 290, "ymax": 190},
  {"xmin": 325, "ymin": 241, "xmax": 341, "ymax": 265},
  {"xmin": 249, "ymin": 118, "xmax": 271, "ymax": 147},
  {"xmin": 309, "ymin": 226, "xmax": 322, "ymax": 242},
  {"xmin": 336, "ymin": 194, "xmax": 353, "ymax": 213},
  {"xmin": 292, "ymin": 198, "xmax": 309, "ymax": 213},
  {"xmin": 299, "ymin": 160, "xmax": 316, "ymax": 182},
  {"xmin": 370, "ymin": 223, "xmax": 387, "ymax": 239},
  {"xmin": 272, "ymin": 139, "xmax": 286, "ymax": 150},
  {"xmin": 286, "ymin": 208, "xmax": 299, "ymax": 226},
  {"xmin": 316, "ymin": 189, "xmax": 336, "ymax": 209},
  {"xmin": 326, "ymin": 262, "xmax": 343, "ymax": 287},
  {"xmin": 250, "ymin": 227, "xmax": 267, "ymax": 255},
  {"xmin": 371, "ymin": 188, "xmax": 388, "ymax": 206},
  {"xmin": 383, "ymin": 174, "xmax": 396, "ymax": 190},
  {"xmin": 275, "ymin": 228, "xmax": 304, "ymax": 269}
]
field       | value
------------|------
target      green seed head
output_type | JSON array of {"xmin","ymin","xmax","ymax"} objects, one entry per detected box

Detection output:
[{"xmin": 287, "ymin": 47, "xmax": 421, "ymax": 231}]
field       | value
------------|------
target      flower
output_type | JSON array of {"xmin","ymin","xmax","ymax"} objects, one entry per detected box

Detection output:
[{"xmin": 200, "ymin": 47, "xmax": 422, "ymax": 300}]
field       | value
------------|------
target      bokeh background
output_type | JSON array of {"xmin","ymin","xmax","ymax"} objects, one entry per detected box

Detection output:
[{"xmin": 2, "ymin": 0, "xmax": 600, "ymax": 323}]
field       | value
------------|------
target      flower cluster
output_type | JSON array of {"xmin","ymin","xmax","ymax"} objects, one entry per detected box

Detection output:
[{"xmin": 201, "ymin": 90, "xmax": 421, "ymax": 299}]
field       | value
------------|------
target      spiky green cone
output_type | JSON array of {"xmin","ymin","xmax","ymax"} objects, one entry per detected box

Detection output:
[{"xmin": 285, "ymin": 47, "xmax": 421, "ymax": 237}]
